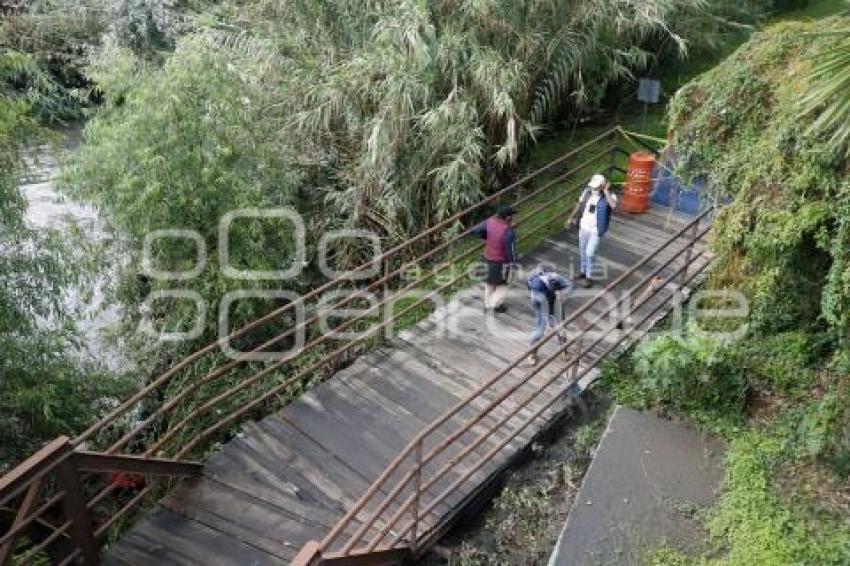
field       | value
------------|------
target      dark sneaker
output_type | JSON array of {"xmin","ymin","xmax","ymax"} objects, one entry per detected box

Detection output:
[
  {"xmin": 494, "ymin": 304, "xmax": 508, "ymax": 314},
  {"xmin": 579, "ymin": 277, "xmax": 592, "ymax": 288}
]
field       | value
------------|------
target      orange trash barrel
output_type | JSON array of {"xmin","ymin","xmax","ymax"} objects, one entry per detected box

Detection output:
[{"xmin": 620, "ymin": 152, "xmax": 655, "ymax": 214}]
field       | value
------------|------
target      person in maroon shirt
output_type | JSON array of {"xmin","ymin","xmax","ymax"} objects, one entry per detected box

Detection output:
[{"xmin": 472, "ymin": 205, "xmax": 517, "ymax": 313}]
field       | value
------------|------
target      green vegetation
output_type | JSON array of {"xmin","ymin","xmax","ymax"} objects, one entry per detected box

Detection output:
[
  {"xmin": 607, "ymin": 331, "xmax": 748, "ymax": 429},
  {"xmin": 669, "ymin": 15, "xmax": 850, "ymax": 332},
  {"xmin": 799, "ymin": 28, "xmax": 850, "ymax": 157},
  {"xmin": 0, "ymin": 84, "xmax": 129, "ymax": 470},
  {"xmin": 605, "ymin": 11, "xmax": 850, "ymax": 564},
  {"xmin": 0, "ymin": 0, "xmax": 199, "ymax": 122},
  {"xmin": 705, "ymin": 432, "xmax": 848, "ymax": 565},
  {"xmin": 58, "ymin": 0, "xmax": 772, "ymax": 376},
  {"xmin": 0, "ymin": 1, "xmax": 104, "ymax": 123},
  {"xmin": 610, "ymin": 328, "xmax": 849, "ymax": 564}
]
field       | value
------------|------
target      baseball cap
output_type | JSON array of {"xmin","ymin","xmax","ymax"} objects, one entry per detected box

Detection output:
[
  {"xmin": 497, "ymin": 205, "xmax": 516, "ymax": 219},
  {"xmin": 588, "ymin": 174, "xmax": 606, "ymax": 189}
]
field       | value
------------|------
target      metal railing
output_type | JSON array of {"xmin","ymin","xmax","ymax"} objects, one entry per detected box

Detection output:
[
  {"xmin": 297, "ymin": 207, "xmax": 712, "ymax": 564},
  {"xmin": 0, "ymin": 127, "xmax": 653, "ymax": 565},
  {"xmin": 0, "ymin": 438, "xmax": 200, "ymax": 566}
]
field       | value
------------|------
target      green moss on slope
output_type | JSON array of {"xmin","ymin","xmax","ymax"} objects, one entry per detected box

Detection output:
[{"xmin": 669, "ymin": 17, "xmax": 850, "ymax": 332}]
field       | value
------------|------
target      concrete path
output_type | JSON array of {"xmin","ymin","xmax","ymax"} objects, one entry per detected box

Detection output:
[{"xmin": 549, "ymin": 406, "xmax": 725, "ymax": 566}]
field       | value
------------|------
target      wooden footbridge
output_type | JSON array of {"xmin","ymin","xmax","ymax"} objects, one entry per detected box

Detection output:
[{"xmin": 0, "ymin": 128, "xmax": 713, "ymax": 565}]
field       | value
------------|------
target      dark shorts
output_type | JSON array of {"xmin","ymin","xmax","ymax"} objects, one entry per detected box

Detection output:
[{"xmin": 486, "ymin": 260, "xmax": 509, "ymax": 286}]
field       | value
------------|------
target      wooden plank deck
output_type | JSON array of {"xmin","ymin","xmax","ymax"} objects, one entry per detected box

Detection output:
[{"xmin": 103, "ymin": 207, "xmax": 709, "ymax": 565}]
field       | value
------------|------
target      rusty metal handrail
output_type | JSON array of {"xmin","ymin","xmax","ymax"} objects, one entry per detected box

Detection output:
[
  {"xmin": 74, "ymin": 127, "xmax": 621, "ymax": 448},
  {"xmin": 0, "ymin": 438, "xmax": 201, "ymax": 566},
  {"xmin": 383, "ymin": 253, "xmax": 711, "ymax": 554},
  {"xmin": 317, "ymin": 207, "xmax": 711, "ymax": 557}
]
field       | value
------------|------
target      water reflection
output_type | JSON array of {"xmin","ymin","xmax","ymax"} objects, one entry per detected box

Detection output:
[{"xmin": 20, "ymin": 128, "xmax": 131, "ymax": 372}]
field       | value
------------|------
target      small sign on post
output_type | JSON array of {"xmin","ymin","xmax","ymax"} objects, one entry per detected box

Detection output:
[
  {"xmin": 637, "ymin": 78, "xmax": 661, "ymax": 104},
  {"xmin": 636, "ymin": 78, "xmax": 661, "ymax": 130}
]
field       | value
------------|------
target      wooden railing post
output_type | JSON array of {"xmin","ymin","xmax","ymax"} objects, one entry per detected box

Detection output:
[
  {"xmin": 410, "ymin": 439, "xmax": 423, "ymax": 555},
  {"xmin": 56, "ymin": 450, "xmax": 98, "ymax": 565}
]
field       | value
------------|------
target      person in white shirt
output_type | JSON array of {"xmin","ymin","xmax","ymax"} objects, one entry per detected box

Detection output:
[{"xmin": 566, "ymin": 174, "xmax": 618, "ymax": 288}]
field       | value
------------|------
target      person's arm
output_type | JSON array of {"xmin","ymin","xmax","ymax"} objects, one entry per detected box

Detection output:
[
  {"xmin": 603, "ymin": 183, "xmax": 619, "ymax": 209},
  {"xmin": 566, "ymin": 202, "xmax": 581, "ymax": 228},
  {"xmin": 471, "ymin": 221, "xmax": 487, "ymax": 240},
  {"xmin": 566, "ymin": 189, "xmax": 587, "ymax": 227},
  {"xmin": 552, "ymin": 275, "xmax": 572, "ymax": 294},
  {"xmin": 504, "ymin": 228, "xmax": 517, "ymax": 263}
]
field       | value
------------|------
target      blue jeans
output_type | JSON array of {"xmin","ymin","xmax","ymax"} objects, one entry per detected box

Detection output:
[
  {"xmin": 579, "ymin": 227, "xmax": 601, "ymax": 278},
  {"xmin": 530, "ymin": 291, "xmax": 556, "ymax": 346}
]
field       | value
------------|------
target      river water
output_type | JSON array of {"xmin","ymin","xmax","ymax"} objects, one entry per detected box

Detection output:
[{"xmin": 19, "ymin": 128, "xmax": 131, "ymax": 372}]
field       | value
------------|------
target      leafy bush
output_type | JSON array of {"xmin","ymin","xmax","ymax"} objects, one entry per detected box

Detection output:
[
  {"xmin": 724, "ymin": 330, "xmax": 835, "ymax": 395},
  {"xmin": 627, "ymin": 332, "xmax": 749, "ymax": 422},
  {"xmin": 0, "ymin": 1, "xmax": 105, "ymax": 123},
  {"xmin": 0, "ymin": 50, "xmax": 87, "ymax": 124},
  {"xmin": 572, "ymin": 422, "xmax": 604, "ymax": 463},
  {"xmin": 67, "ymin": 34, "xmax": 307, "ymax": 365},
  {"xmin": 777, "ymin": 374, "xmax": 850, "ymax": 475},
  {"xmin": 107, "ymin": 0, "xmax": 186, "ymax": 54}
]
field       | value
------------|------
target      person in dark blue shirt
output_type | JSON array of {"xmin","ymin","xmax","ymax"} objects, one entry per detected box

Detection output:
[{"xmin": 526, "ymin": 266, "xmax": 572, "ymax": 365}]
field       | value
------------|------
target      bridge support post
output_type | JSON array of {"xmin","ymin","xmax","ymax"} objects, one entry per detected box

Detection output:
[{"xmin": 56, "ymin": 447, "xmax": 99, "ymax": 565}]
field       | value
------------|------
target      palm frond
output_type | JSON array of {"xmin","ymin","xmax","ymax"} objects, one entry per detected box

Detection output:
[{"xmin": 799, "ymin": 33, "xmax": 850, "ymax": 155}]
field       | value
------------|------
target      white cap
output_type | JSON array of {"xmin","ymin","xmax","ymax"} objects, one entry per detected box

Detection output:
[{"xmin": 588, "ymin": 174, "xmax": 606, "ymax": 189}]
